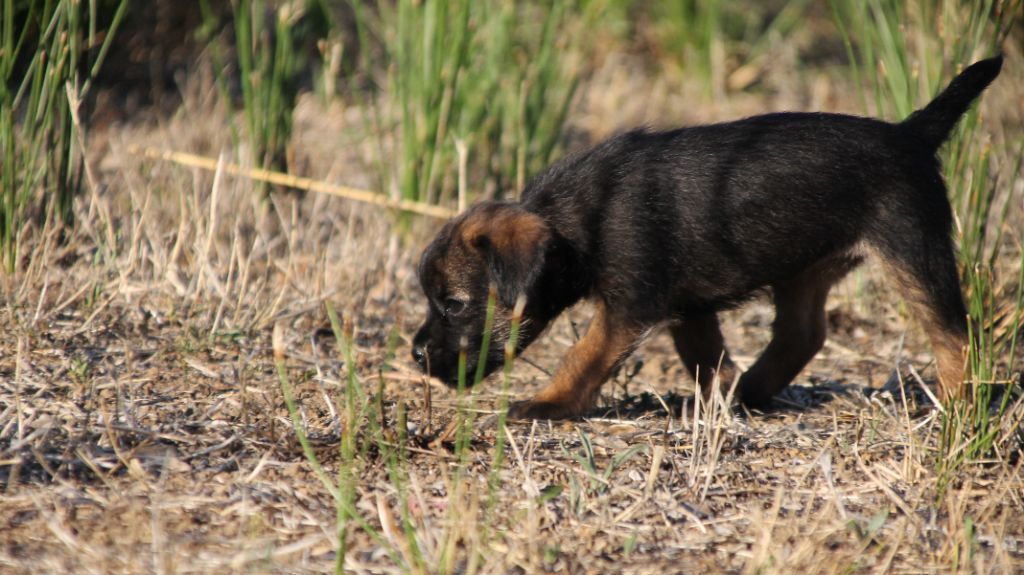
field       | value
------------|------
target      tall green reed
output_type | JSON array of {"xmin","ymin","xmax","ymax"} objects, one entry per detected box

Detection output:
[
  {"xmin": 829, "ymin": 0, "xmax": 1023, "ymax": 471},
  {"xmin": 0, "ymin": 0, "xmax": 127, "ymax": 272},
  {"xmin": 652, "ymin": 0, "xmax": 723, "ymax": 95},
  {"xmin": 650, "ymin": 0, "xmax": 812, "ymax": 96},
  {"xmin": 233, "ymin": 0, "xmax": 303, "ymax": 188},
  {"xmin": 199, "ymin": 0, "xmax": 307, "ymax": 194},
  {"xmin": 351, "ymin": 0, "xmax": 594, "ymax": 206}
]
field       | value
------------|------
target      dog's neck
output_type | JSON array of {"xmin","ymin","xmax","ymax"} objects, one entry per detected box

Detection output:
[
  {"xmin": 521, "ymin": 167, "xmax": 601, "ymax": 319},
  {"xmin": 530, "ymin": 229, "xmax": 592, "ymax": 320}
]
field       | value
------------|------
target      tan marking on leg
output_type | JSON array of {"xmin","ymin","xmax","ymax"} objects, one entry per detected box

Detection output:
[
  {"xmin": 899, "ymin": 277, "xmax": 968, "ymax": 400},
  {"xmin": 931, "ymin": 325, "xmax": 968, "ymax": 400},
  {"xmin": 875, "ymin": 256, "xmax": 969, "ymax": 402},
  {"xmin": 509, "ymin": 301, "xmax": 643, "ymax": 420}
]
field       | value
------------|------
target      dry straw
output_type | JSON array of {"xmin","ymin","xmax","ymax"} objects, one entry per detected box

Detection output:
[{"xmin": 130, "ymin": 146, "xmax": 456, "ymax": 220}]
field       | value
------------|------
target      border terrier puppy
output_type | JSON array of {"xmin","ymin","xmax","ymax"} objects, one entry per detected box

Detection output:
[{"xmin": 412, "ymin": 56, "xmax": 1003, "ymax": 420}]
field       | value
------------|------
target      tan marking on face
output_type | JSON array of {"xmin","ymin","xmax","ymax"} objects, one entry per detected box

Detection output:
[{"xmin": 458, "ymin": 205, "xmax": 549, "ymax": 265}]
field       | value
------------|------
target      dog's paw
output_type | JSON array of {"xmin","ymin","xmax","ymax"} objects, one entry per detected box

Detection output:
[{"xmin": 507, "ymin": 399, "xmax": 580, "ymax": 421}]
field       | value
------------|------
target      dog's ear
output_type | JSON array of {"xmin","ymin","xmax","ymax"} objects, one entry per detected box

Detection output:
[{"xmin": 463, "ymin": 205, "xmax": 550, "ymax": 306}]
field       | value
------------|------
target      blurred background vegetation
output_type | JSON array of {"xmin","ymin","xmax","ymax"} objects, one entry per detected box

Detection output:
[{"xmin": 3, "ymin": 1, "xmax": 1019, "ymax": 220}]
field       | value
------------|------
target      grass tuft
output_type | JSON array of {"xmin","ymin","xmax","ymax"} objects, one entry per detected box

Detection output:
[{"xmin": 0, "ymin": 0, "xmax": 127, "ymax": 272}]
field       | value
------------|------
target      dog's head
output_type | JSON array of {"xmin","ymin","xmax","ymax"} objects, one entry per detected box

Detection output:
[{"xmin": 412, "ymin": 202, "xmax": 551, "ymax": 387}]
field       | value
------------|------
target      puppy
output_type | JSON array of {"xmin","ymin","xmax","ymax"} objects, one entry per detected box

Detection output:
[{"xmin": 412, "ymin": 56, "xmax": 1003, "ymax": 420}]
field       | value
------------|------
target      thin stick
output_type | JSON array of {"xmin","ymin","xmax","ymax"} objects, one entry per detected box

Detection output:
[
  {"xmin": 129, "ymin": 146, "xmax": 456, "ymax": 220},
  {"xmin": 455, "ymin": 138, "xmax": 468, "ymax": 214},
  {"xmin": 908, "ymin": 364, "xmax": 946, "ymax": 415}
]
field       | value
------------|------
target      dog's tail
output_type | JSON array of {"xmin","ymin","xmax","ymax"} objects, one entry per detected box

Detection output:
[{"xmin": 900, "ymin": 54, "xmax": 1003, "ymax": 150}]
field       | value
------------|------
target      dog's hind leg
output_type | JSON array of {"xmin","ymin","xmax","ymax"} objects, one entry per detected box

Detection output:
[
  {"xmin": 508, "ymin": 300, "xmax": 645, "ymax": 420},
  {"xmin": 871, "ymin": 219, "xmax": 969, "ymax": 401},
  {"xmin": 670, "ymin": 313, "xmax": 737, "ymax": 398},
  {"xmin": 738, "ymin": 258, "xmax": 855, "ymax": 408},
  {"xmin": 896, "ymin": 272, "xmax": 969, "ymax": 402}
]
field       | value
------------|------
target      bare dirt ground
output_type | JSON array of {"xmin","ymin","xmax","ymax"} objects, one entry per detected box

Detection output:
[{"xmin": 2, "ymin": 48, "xmax": 1023, "ymax": 574}]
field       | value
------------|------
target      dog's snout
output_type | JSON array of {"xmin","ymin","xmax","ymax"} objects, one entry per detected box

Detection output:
[
  {"xmin": 411, "ymin": 325, "xmax": 430, "ymax": 370},
  {"xmin": 411, "ymin": 344, "xmax": 427, "ymax": 368}
]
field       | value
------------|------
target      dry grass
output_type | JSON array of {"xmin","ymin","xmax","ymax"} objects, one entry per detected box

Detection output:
[{"xmin": 2, "ymin": 43, "xmax": 1023, "ymax": 575}]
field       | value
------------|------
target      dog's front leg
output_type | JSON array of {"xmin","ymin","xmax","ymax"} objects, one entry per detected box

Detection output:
[{"xmin": 509, "ymin": 301, "xmax": 642, "ymax": 420}]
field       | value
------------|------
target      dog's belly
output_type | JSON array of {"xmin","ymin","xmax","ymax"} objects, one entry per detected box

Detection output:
[{"xmin": 666, "ymin": 247, "xmax": 865, "ymax": 319}]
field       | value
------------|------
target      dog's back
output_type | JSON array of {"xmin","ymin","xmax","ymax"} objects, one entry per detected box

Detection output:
[{"xmin": 522, "ymin": 56, "xmax": 1003, "ymax": 317}]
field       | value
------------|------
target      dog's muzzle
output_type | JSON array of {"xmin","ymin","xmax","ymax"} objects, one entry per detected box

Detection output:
[{"xmin": 411, "ymin": 344, "xmax": 427, "ymax": 369}]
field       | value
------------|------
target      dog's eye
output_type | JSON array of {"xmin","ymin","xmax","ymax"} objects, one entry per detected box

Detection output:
[{"xmin": 444, "ymin": 298, "xmax": 466, "ymax": 318}]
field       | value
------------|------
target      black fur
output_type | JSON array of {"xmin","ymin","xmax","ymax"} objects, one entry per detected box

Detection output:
[
  {"xmin": 902, "ymin": 56, "xmax": 1003, "ymax": 149},
  {"xmin": 520, "ymin": 56, "xmax": 1001, "ymax": 322}
]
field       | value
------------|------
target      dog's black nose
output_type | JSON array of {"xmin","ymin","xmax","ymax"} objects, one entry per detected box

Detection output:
[{"xmin": 411, "ymin": 345, "xmax": 426, "ymax": 368}]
